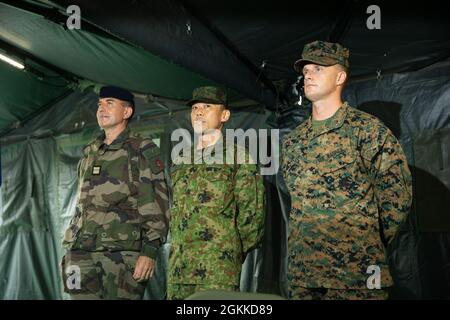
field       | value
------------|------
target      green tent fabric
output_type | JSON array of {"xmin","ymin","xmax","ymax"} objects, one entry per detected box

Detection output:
[
  {"xmin": 0, "ymin": 2, "xmax": 249, "ymax": 135},
  {"xmin": 0, "ymin": 61, "xmax": 69, "ymax": 132},
  {"xmin": 0, "ymin": 3, "xmax": 217, "ymax": 99},
  {"xmin": 0, "ymin": 137, "xmax": 62, "ymax": 299}
]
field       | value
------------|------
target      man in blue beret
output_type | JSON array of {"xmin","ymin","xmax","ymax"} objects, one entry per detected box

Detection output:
[{"xmin": 61, "ymin": 85, "xmax": 170, "ymax": 299}]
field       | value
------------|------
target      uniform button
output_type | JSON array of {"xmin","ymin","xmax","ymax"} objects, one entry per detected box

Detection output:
[
  {"xmin": 132, "ymin": 231, "xmax": 138, "ymax": 236},
  {"xmin": 101, "ymin": 232, "xmax": 107, "ymax": 238}
]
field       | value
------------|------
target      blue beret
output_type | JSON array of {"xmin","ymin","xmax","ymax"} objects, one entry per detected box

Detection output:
[{"xmin": 99, "ymin": 86, "xmax": 134, "ymax": 108}]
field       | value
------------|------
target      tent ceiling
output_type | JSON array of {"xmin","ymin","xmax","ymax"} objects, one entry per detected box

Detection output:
[
  {"xmin": 0, "ymin": 0, "xmax": 449, "ymax": 132},
  {"xmin": 0, "ymin": 2, "xmax": 221, "ymax": 98},
  {"xmin": 47, "ymin": 0, "xmax": 450, "ymax": 92},
  {"xmin": 0, "ymin": 1, "xmax": 232, "ymax": 132},
  {"xmin": 192, "ymin": 1, "xmax": 450, "ymax": 79}
]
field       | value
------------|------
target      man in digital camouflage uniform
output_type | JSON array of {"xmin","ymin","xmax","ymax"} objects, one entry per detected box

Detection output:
[
  {"xmin": 62, "ymin": 86, "xmax": 169, "ymax": 299},
  {"xmin": 282, "ymin": 41, "xmax": 412, "ymax": 300},
  {"xmin": 167, "ymin": 86, "xmax": 266, "ymax": 299}
]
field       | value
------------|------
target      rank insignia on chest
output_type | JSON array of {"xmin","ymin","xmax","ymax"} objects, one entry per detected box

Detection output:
[{"xmin": 92, "ymin": 166, "xmax": 101, "ymax": 175}]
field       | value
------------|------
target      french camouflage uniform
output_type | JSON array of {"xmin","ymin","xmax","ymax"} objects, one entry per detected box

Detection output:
[
  {"xmin": 167, "ymin": 140, "xmax": 266, "ymax": 300},
  {"xmin": 62, "ymin": 127, "xmax": 169, "ymax": 299},
  {"xmin": 282, "ymin": 102, "xmax": 412, "ymax": 299}
]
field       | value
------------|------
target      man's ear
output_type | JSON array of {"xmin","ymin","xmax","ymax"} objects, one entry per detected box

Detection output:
[
  {"xmin": 221, "ymin": 108, "xmax": 231, "ymax": 122},
  {"xmin": 336, "ymin": 70, "xmax": 347, "ymax": 86},
  {"xmin": 123, "ymin": 105, "xmax": 133, "ymax": 120}
]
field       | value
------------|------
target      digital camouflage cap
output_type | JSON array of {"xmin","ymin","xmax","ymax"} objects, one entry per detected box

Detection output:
[
  {"xmin": 294, "ymin": 40, "xmax": 350, "ymax": 72},
  {"xmin": 187, "ymin": 86, "xmax": 227, "ymax": 106}
]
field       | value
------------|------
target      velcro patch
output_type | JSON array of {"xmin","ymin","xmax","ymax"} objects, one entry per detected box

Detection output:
[
  {"xmin": 150, "ymin": 156, "xmax": 164, "ymax": 174},
  {"xmin": 92, "ymin": 166, "xmax": 101, "ymax": 175},
  {"xmin": 142, "ymin": 143, "xmax": 164, "ymax": 174}
]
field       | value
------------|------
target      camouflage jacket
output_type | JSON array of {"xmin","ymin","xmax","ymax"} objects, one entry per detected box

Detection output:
[
  {"xmin": 168, "ymin": 142, "xmax": 266, "ymax": 286},
  {"xmin": 63, "ymin": 128, "xmax": 170, "ymax": 259},
  {"xmin": 282, "ymin": 102, "xmax": 412, "ymax": 289}
]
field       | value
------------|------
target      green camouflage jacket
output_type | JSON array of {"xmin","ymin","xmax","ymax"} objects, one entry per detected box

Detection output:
[
  {"xmin": 168, "ymin": 142, "xmax": 266, "ymax": 286},
  {"xmin": 63, "ymin": 128, "xmax": 169, "ymax": 259},
  {"xmin": 282, "ymin": 102, "xmax": 412, "ymax": 289}
]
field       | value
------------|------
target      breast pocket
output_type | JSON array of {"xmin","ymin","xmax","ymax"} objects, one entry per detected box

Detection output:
[
  {"xmin": 196, "ymin": 165, "xmax": 233, "ymax": 209},
  {"xmin": 282, "ymin": 153, "xmax": 307, "ymax": 192},
  {"xmin": 81, "ymin": 160, "xmax": 131, "ymax": 208},
  {"xmin": 318, "ymin": 149, "xmax": 360, "ymax": 200}
]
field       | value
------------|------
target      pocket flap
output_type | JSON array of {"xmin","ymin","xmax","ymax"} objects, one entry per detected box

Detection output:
[
  {"xmin": 318, "ymin": 152, "xmax": 356, "ymax": 174},
  {"xmin": 100, "ymin": 223, "xmax": 141, "ymax": 242}
]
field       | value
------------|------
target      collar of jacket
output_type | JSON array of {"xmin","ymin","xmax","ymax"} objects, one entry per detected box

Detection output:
[
  {"xmin": 191, "ymin": 132, "xmax": 225, "ymax": 159},
  {"xmin": 303, "ymin": 101, "xmax": 350, "ymax": 141},
  {"xmin": 92, "ymin": 127, "xmax": 131, "ymax": 152}
]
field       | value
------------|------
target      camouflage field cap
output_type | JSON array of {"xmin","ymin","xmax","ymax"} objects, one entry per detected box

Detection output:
[
  {"xmin": 187, "ymin": 86, "xmax": 227, "ymax": 106},
  {"xmin": 294, "ymin": 40, "xmax": 350, "ymax": 72}
]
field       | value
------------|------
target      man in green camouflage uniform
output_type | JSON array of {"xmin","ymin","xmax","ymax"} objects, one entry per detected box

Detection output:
[
  {"xmin": 167, "ymin": 86, "xmax": 266, "ymax": 299},
  {"xmin": 282, "ymin": 41, "xmax": 412, "ymax": 300},
  {"xmin": 61, "ymin": 86, "xmax": 169, "ymax": 299}
]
